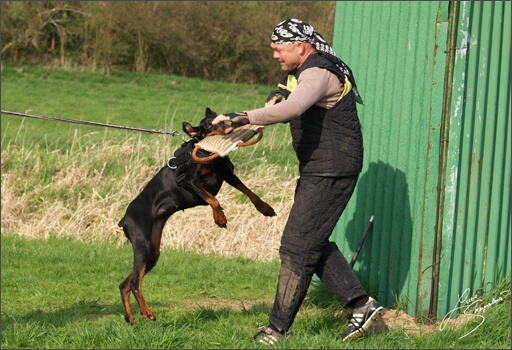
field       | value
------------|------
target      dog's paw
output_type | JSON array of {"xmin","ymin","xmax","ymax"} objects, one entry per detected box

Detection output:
[
  {"xmin": 124, "ymin": 314, "xmax": 136, "ymax": 324},
  {"xmin": 215, "ymin": 218, "xmax": 228, "ymax": 228},
  {"xmin": 256, "ymin": 201, "xmax": 277, "ymax": 217},
  {"xmin": 141, "ymin": 308, "xmax": 156, "ymax": 321},
  {"xmin": 213, "ymin": 210, "xmax": 228, "ymax": 228}
]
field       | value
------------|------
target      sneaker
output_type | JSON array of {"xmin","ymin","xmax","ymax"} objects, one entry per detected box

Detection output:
[
  {"xmin": 341, "ymin": 297, "xmax": 384, "ymax": 341},
  {"xmin": 253, "ymin": 325, "xmax": 291, "ymax": 345}
]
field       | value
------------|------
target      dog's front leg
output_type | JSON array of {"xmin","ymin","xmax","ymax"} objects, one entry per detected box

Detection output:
[
  {"xmin": 201, "ymin": 189, "xmax": 228, "ymax": 227},
  {"xmin": 224, "ymin": 174, "xmax": 276, "ymax": 217}
]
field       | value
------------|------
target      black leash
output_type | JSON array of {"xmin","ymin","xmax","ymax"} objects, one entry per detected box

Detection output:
[{"xmin": 1, "ymin": 110, "xmax": 182, "ymax": 136}]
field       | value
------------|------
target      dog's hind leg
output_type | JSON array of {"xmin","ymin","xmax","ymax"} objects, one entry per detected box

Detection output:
[
  {"xmin": 129, "ymin": 217, "xmax": 166, "ymax": 322},
  {"xmin": 120, "ymin": 246, "xmax": 152, "ymax": 323},
  {"xmin": 119, "ymin": 218, "xmax": 162, "ymax": 323},
  {"xmin": 123, "ymin": 251, "xmax": 156, "ymax": 322},
  {"xmin": 130, "ymin": 262, "xmax": 156, "ymax": 321},
  {"xmin": 119, "ymin": 270, "xmax": 136, "ymax": 324},
  {"xmin": 119, "ymin": 218, "xmax": 138, "ymax": 324}
]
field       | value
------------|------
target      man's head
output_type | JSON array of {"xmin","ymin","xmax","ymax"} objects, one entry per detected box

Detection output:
[
  {"xmin": 269, "ymin": 18, "xmax": 365, "ymax": 104},
  {"xmin": 271, "ymin": 18, "xmax": 317, "ymax": 45},
  {"xmin": 270, "ymin": 18, "xmax": 337, "ymax": 73},
  {"xmin": 270, "ymin": 41, "xmax": 316, "ymax": 72},
  {"xmin": 270, "ymin": 18, "xmax": 324, "ymax": 72}
]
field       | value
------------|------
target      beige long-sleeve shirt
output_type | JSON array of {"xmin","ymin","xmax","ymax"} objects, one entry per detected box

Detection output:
[{"xmin": 247, "ymin": 67, "xmax": 344, "ymax": 125}]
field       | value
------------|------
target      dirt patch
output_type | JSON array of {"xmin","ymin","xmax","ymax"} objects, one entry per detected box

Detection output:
[
  {"xmin": 374, "ymin": 308, "xmax": 437, "ymax": 335},
  {"xmin": 365, "ymin": 308, "xmax": 477, "ymax": 336}
]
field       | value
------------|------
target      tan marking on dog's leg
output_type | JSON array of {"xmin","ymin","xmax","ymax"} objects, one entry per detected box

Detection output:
[
  {"xmin": 120, "ymin": 271, "xmax": 136, "ymax": 324},
  {"xmin": 133, "ymin": 265, "xmax": 156, "ymax": 321},
  {"xmin": 203, "ymin": 189, "xmax": 227, "ymax": 227}
]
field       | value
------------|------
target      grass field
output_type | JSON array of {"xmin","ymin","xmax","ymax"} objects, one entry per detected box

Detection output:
[
  {"xmin": 1, "ymin": 63, "xmax": 511, "ymax": 348},
  {"xmin": 2, "ymin": 234, "xmax": 510, "ymax": 349}
]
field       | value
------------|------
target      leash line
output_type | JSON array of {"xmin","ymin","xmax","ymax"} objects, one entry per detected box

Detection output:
[{"xmin": 1, "ymin": 110, "xmax": 182, "ymax": 136}]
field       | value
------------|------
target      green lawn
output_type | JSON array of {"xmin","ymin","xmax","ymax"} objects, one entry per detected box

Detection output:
[{"xmin": 2, "ymin": 234, "xmax": 510, "ymax": 349}]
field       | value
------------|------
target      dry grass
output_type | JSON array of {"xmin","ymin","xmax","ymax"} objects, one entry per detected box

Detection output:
[{"xmin": 1, "ymin": 130, "xmax": 296, "ymax": 262}]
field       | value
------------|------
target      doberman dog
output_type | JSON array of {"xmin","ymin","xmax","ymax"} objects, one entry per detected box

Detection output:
[{"xmin": 117, "ymin": 108, "xmax": 276, "ymax": 324}]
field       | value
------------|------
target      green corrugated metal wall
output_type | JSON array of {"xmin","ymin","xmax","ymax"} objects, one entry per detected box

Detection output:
[
  {"xmin": 331, "ymin": 1, "xmax": 510, "ymax": 319},
  {"xmin": 437, "ymin": 1, "xmax": 511, "ymax": 317}
]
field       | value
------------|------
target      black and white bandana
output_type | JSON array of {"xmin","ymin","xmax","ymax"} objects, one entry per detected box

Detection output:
[{"xmin": 271, "ymin": 18, "xmax": 363, "ymax": 104}]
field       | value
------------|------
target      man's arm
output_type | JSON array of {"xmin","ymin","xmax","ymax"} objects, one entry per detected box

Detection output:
[{"xmin": 213, "ymin": 68, "xmax": 340, "ymax": 126}]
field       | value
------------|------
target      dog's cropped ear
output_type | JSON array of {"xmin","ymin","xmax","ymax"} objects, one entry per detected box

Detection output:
[
  {"xmin": 182, "ymin": 121, "xmax": 198, "ymax": 138},
  {"xmin": 205, "ymin": 107, "xmax": 217, "ymax": 119}
]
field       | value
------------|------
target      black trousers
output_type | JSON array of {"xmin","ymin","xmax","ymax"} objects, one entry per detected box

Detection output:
[{"xmin": 269, "ymin": 175, "xmax": 368, "ymax": 332}]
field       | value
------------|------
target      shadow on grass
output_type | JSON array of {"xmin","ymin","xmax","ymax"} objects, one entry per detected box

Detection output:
[
  {"xmin": 2, "ymin": 299, "xmax": 125, "ymax": 328},
  {"xmin": 3, "ymin": 295, "xmax": 276, "ymax": 328}
]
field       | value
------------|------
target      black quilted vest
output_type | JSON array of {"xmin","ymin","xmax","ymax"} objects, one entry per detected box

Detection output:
[{"xmin": 279, "ymin": 54, "xmax": 363, "ymax": 177}]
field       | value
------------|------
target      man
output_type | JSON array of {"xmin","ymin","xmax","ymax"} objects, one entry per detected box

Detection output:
[{"xmin": 213, "ymin": 18, "xmax": 383, "ymax": 345}]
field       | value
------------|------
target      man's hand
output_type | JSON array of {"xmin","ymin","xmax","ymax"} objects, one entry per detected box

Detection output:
[
  {"xmin": 212, "ymin": 114, "xmax": 231, "ymax": 125},
  {"xmin": 212, "ymin": 112, "xmax": 249, "ymax": 127},
  {"xmin": 265, "ymin": 90, "xmax": 286, "ymax": 107}
]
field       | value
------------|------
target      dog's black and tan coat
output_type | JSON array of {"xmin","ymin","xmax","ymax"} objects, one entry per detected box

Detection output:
[{"xmin": 117, "ymin": 108, "xmax": 276, "ymax": 324}]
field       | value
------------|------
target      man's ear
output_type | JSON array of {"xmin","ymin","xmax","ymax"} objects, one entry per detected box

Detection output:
[
  {"xmin": 296, "ymin": 42, "xmax": 305, "ymax": 55},
  {"xmin": 182, "ymin": 122, "xmax": 198, "ymax": 137},
  {"xmin": 297, "ymin": 42, "xmax": 314, "ymax": 55}
]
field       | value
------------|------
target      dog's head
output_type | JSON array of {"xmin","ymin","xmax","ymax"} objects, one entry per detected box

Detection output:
[{"xmin": 182, "ymin": 108, "xmax": 233, "ymax": 140}]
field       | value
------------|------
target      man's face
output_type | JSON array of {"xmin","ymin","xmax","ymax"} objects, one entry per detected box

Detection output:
[{"xmin": 271, "ymin": 42, "xmax": 301, "ymax": 72}]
